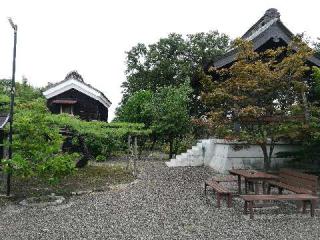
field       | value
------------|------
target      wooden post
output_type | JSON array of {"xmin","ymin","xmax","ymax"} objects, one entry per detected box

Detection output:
[
  {"xmin": 127, "ymin": 135, "xmax": 131, "ymax": 170},
  {"xmin": 133, "ymin": 136, "xmax": 138, "ymax": 177}
]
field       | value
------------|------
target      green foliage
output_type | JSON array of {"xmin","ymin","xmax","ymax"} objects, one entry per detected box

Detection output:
[
  {"xmin": 3, "ymin": 99, "xmax": 79, "ymax": 181},
  {"xmin": 283, "ymin": 67, "xmax": 320, "ymax": 169},
  {"xmin": 312, "ymin": 67, "xmax": 320, "ymax": 97},
  {"xmin": 0, "ymin": 78, "xmax": 43, "ymax": 113},
  {"xmin": 202, "ymin": 36, "xmax": 314, "ymax": 169},
  {"xmin": 151, "ymin": 83, "xmax": 192, "ymax": 141},
  {"xmin": 50, "ymin": 114, "xmax": 150, "ymax": 138},
  {"xmin": 15, "ymin": 78, "xmax": 43, "ymax": 103},
  {"xmin": 120, "ymin": 31, "xmax": 230, "ymax": 116},
  {"xmin": 47, "ymin": 113, "xmax": 151, "ymax": 160},
  {"xmin": 115, "ymin": 90, "xmax": 153, "ymax": 128},
  {"xmin": 117, "ymin": 83, "xmax": 192, "ymax": 157},
  {"xmin": 0, "ymin": 78, "xmax": 150, "ymax": 181}
]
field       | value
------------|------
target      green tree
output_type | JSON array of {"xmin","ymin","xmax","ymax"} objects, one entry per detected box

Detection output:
[
  {"xmin": 121, "ymin": 31, "xmax": 230, "ymax": 116},
  {"xmin": 15, "ymin": 77, "xmax": 43, "ymax": 103},
  {"xmin": 151, "ymin": 83, "xmax": 192, "ymax": 158},
  {"xmin": 201, "ymin": 37, "xmax": 314, "ymax": 170},
  {"xmin": 116, "ymin": 83, "xmax": 192, "ymax": 158},
  {"xmin": 115, "ymin": 90, "xmax": 153, "ymax": 128}
]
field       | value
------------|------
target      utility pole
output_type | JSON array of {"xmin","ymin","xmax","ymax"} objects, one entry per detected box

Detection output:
[{"xmin": 7, "ymin": 18, "xmax": 18, "ymax": 196}]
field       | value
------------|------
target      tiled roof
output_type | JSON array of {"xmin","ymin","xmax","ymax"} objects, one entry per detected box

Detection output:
[{"xmin": 213, "ymin": 8, "xmax": 320, "ymax": 68}]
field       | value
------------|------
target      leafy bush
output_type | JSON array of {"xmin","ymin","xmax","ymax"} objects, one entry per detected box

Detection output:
[{"xmin": 2, "ymin": 99, "xmax": 79, "ymax": 181}]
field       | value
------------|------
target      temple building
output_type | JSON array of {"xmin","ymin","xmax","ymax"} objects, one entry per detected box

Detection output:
[
  {"xmin": 214, "ymin": 8, "xmax": 320, "ymax": 69},
  {"xmin": 166, "ymin": 8, "xmax": 320, "ymax": 172},
  {"xmin": 43, "ymin": 71, "xmax": 111, "ymax": 122}
]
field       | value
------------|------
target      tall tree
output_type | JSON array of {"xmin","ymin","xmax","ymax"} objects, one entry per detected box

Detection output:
[
  {"xmin": 120, "ymin": 31, "xmax": 230, "ymax": 116},
  {"xmin": 116, "ymin": 83, "xmax": 192, "ymax": 158},
  {"xmin": 201, "ymin": 36, "xmax": 314, "ymax": 170},
  {"xmin": 151, "ymin": 83, "xmax": 192, "ymax": 158}
]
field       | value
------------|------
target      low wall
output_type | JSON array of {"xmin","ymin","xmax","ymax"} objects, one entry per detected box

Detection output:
[{"xmin": 202, "ymin": 139, "xmax": 297, "ymax": 173}]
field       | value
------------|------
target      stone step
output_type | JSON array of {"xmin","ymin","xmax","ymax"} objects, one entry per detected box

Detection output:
[{"xmin": 166, "ymin": 139, "xmax": 207, "ymax": 167}]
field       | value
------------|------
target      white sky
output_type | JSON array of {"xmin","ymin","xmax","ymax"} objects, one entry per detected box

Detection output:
[{"xmin": 0, "ymin": 0, "xmax": 319, "ymax": 120}]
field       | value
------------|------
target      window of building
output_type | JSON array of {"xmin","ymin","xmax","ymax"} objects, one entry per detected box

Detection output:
[{"xmin": 60, "ymin": 104, "xmax": 74, "ymax": 115}]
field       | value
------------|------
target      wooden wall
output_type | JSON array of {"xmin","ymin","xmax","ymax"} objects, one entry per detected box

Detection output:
[{"xmin": 47, "ymin": 89, "xmax": 108, "ymax": 121}]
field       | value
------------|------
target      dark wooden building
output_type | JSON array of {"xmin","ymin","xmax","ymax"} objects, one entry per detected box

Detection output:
[
  {"xmin": 214, "ymin": 8, "xmax": 320, "ymax": 69},
  {"xmin": 43, "ymin": 71, "xmax": 111, "ymax": 122}
]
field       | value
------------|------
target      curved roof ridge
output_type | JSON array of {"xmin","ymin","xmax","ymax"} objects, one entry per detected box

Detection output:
[
  {"xmin": 242, "ymin": 8, "xmax": 281, "ymax": 39},
  {"xmin": 213, "ymin": 8, "xmax": 320, "ymax": 68}
]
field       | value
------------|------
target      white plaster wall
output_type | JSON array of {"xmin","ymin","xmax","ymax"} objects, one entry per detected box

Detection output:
[{"xmin": 203, "ymin": 139, "xmax": 297, "ymax": 173}]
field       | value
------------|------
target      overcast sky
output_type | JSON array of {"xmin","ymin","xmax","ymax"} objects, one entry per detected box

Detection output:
[{"xmin": 0, "ymin": 0, "xmax": 319, "ymax": 120}]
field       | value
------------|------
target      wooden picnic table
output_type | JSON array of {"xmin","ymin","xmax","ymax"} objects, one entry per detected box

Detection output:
[{"xmin": 229, "ymin": 169, "xmax": 279, "ymax": 194}]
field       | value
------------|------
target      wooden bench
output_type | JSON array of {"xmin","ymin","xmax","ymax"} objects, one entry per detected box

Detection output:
[
  {"xmin": 267, "ymin": 169, "xmax": 318, "ymax": 195},
  {"xmin": 241, "ymin": 194, "xmax": 318, "ymax": 219},
  {"xmin": 212, "ymin": 175, "xmax": 238, "ymax": 183},
  {"xmin": 204, "ymin": 180, "xmax": 232, "ymax": 208}
]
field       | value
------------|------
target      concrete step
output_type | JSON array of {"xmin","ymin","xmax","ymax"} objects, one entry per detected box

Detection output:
[{"xmin": 166, "ymin": 139, "xmax": 206, "ymax": 167}]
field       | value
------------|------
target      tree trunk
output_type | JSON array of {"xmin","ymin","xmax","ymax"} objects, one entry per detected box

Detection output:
[
  {"xmin": 301, "ymin": 90, "xmax": 310, "ymax": 124},
  {"xmin": 150, "ymin": 135, "xmax": 157, "ymax": 151},
  {"xmin": 76, "ymin": 135, "xmax": 93, "ymax": 168},
  {"xmin": 260, "ymin": 144, "xmax": 271, "ymax": 171},
  {"xmin": 169, "ymin": 138, "xmax": 174, "ymax": 159}
]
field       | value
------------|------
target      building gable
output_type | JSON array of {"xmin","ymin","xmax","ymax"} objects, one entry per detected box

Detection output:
[
  {"xmin": 214, "ymin": 8, "xmax": 320, "ymax": 68},
  {"xmin": 43, "ymin": 78, "xmax": 111, "ymax": 108}
]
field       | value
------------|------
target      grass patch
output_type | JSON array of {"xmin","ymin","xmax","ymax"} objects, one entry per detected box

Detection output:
[{"xmin": 1, "ymin": 162, "xmax": 134, "ymax": 205}]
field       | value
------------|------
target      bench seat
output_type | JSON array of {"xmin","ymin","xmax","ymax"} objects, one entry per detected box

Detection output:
[
  {"xmin": 267, "ymin": 169, "xmax": 318, "ymax": 196},
  {"xmin": 204, "ymin": 180, "xmax": 232, "ymax": 207},
  {"xmin": 267, "ymin": 180, "xmax": 312, "ymax": 194},
  {"xmin": 212, "ymin": 175, "xmax": 238, "ymax": 183},
  {"xmin": 240, "ymin": 194, "xmax": 318, "ymax": 219}
]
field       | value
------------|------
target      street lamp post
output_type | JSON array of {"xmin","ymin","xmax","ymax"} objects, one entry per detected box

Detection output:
[{"xmin": 7, "ymin": 18, "xmax": 17, "ymax": 196}]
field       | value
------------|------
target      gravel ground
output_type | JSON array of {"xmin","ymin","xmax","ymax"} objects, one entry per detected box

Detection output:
[{"xmin": 0, "ymin": 161, "xmax": 320, "ymax": 240}]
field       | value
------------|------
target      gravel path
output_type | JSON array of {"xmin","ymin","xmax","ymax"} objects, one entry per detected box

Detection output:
[{"xmin": 0, "ymin": 161, "xmax": 320, "ymax": 240}]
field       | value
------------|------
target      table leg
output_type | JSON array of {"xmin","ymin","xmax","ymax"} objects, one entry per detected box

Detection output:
[
  {"xmin": 216, "ymin": 193, "xmax": 221, "ymax": 208},
  {"xmin": 237, "ymin": 175, "xmax": 241, "ymax": 194},
  {"xmin": 204, "ymin": 182, "xmax": 207, "ymax": 195},
  {"xmin": 311, "ymin": 200, "xmax": 316, "ymax": 217},
  {"xmin": 227, "ymin": 194, "xmax": 232, "ymax": 208},
  {"xmin": 262, "ymin": 181, "xmax": 266, "ymax": 194},
  {"xmin": 302, "ymin": 201, "xmax": 307, "ymax": 214},
  {"xmin": 249, "ymin": 181, "xmax": 254, "ymax": 192},
  {"xmin": 245, "ymin": 179, "xmax": 248, "ymax": 194},
  {"xmin": 254, "ymin": 181, "xmax": 260, "ymax": 195},
  {"xmin": 249, "ymin": 201, "xmax": 254, "ymax": 219},
  {"xmin": 244, "ymin": 201, "xmax": 248, "ymax": 214}
]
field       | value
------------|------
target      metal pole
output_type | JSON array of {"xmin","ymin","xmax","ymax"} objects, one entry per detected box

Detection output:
[{"xmin": 7, "ymin": 18, "xmax": 17, "ymax": 196}]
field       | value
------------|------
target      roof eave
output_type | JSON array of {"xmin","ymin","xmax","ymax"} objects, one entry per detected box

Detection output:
[
  {"xmin": 213, "ymin": 20, "xmax": 316, "ymax": 68},
  {"xmin": 43, "ymin": 79, "xmax": 112, "ymax": 108}
]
